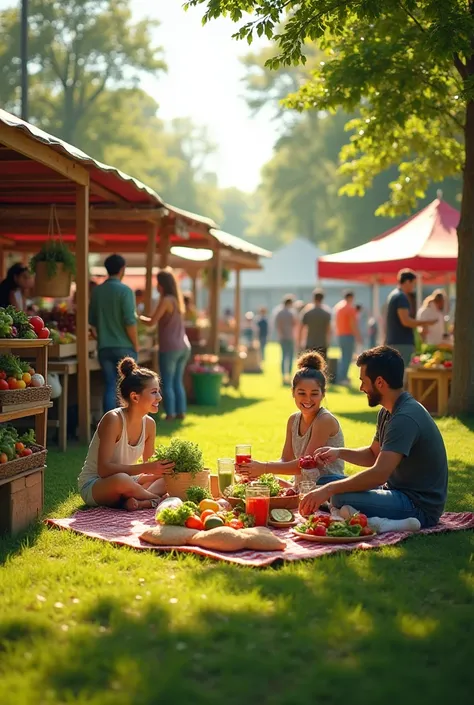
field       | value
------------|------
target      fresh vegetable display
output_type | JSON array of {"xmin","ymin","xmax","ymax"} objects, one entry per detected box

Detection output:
[
  {"xmin": 0, "ymin": 353, "xmax": 45, "ymax": 390},
  {"xmin": 0, "ymin": 308, "xmax": 51, "ymax": 341},
  {"xmin": 156, "ymin": 496, "xmax": 255, "ymax": 530},
  {"xmin": 295, "ymin": 513, "xmax": 375, "ymax": 538},
  {"xmin": 153, "ymin": 438, "xmax": 203, "ymax": 476},
  {"xmin": 0, "ymin": 426, "xmax": 42, "ymax": 463},
  {"xmin": 411, "ymin": 345, "xmax": 453, "ymax": 369},
  {"xmin": 228, "ymin": 474, "xmax": 298, "ymax": 499}
]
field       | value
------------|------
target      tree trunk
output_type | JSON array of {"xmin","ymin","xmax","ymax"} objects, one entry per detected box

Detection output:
[{"xmin": 448, "ymin": 99, "xmax": 474, "ymax": 414}]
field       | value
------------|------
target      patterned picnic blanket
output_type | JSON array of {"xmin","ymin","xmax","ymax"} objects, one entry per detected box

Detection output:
[{"xmin": 45, "ymin": 509, "xmax": 474, "ymax": 567}]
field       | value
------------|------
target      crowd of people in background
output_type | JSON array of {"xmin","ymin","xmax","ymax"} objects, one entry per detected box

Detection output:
[{"xmin": 239, "ymin": 267, "xmax": 453, "ymax": 387}]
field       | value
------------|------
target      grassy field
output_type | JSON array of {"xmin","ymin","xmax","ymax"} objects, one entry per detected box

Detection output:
[{"xmin": 0, "ymin": 344, "xmax": 473, "ymax": 705}]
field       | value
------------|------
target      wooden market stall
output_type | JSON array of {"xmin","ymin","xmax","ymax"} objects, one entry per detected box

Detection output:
[{"xmin": 0, "ymin": 109, "xmax": 271, "ymax": 448}]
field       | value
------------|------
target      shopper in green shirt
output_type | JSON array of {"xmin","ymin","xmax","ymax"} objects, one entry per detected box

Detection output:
[{"xmin": 89, "ymin": 254, "xmax": 139, "ymax": 412}]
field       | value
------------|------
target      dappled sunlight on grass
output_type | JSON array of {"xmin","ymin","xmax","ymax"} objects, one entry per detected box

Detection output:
[{"xmin": 398, "ymin": 614, "xmax": 438, "ymax": 639}]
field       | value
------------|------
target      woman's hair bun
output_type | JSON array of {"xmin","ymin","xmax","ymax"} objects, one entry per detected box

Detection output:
[
  {"xmin": 297, "ymin": 350, "xmax": 327, "ymax": 373},
  {"xmin": 118, "ymin": 357, "xmax": 137, "ymax": 377}
]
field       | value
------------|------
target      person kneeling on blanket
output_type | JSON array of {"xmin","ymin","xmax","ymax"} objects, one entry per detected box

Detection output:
[
  {"xmin": 77, "ymin": 358, "xmax": 174, "ymax": 511},
  {"xmin": 300, "ymin": 345, "xmax": 448, "ymax": 532}
]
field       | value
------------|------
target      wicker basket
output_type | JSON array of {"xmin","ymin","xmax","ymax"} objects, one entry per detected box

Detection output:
[
  {"xmin": 0, "ymin": 448, "xmax": 47, "ymax": 481},
  {"xmin": 164, "ymin": 469, "xmax": 210, "ymax": 500},
  {"xmin": 34, "ymin": 262, "xmax": 72, "ymax": 298},
  {"xmin": 0, "ymin": 385, "xmax": 52, "ymax": 410},
  {"xmin": 226, "ymin": 493, "xmax": 300, "ymax": 510}
]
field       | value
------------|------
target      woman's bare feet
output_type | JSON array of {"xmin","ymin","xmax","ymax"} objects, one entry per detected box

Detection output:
[{"xmin": 124, "ymin": 497, "xmax": 157, "ymax": 511}]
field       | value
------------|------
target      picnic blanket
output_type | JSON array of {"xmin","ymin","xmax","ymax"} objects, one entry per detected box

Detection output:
[{"xmin": 45, "ymin": 509, "xmax": 474, "ymax": 567}]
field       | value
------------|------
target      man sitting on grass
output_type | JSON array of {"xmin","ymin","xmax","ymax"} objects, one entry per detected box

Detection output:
[{"xmin": 300, "ymin": 345, "xmax": 448, "ymax": 531}]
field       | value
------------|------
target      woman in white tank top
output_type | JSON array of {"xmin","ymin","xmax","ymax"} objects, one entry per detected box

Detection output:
[
  {"xmin": 236, "ymin": 351, "xmax": 346, "ymax": 487},
  {"xmin": 78, "ymin": 358, "xmax": 175, "ymax": 511}
]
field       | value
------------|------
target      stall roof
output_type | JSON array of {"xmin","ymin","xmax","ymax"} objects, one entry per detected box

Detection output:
[
  {"xmin": 318, "ymin": 199, "xmax": 459, "ymax": 283},
  {"xmin": 209, "ymin": 229, "xmax": 271, "ymax": 259},
  {"xmin": 0, "ymin": 109, "xmax": 164, "ymax": 207}
]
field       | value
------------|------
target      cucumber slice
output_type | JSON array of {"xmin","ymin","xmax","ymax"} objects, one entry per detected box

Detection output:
[{"xmin": 270, "ymin": 508, "xmax": 293, "ymax": 523}]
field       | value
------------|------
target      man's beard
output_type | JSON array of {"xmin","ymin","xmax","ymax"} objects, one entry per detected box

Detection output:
[{"xmin": 366, "ymin": 387, "xmax": 382, "ymax": 407}]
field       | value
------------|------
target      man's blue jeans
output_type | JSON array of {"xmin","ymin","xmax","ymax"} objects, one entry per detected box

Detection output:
[
  {"xmin": 159, "ymin": 348, "xmax": 191, "ymax": 416},
  {"xmin": 331, "ymin": 487, "xmax": 432, "ymax": 527},
  {"xmin": 280, "ymin": 339, "xmax": 294, "ymax": 377},
  {"xmin": 99, "ymin": 347, "xmax": 137, "ymax": 413},
  {"xmin": 338, "ymin": 334, "xmax": 355, "ymax": 382}
]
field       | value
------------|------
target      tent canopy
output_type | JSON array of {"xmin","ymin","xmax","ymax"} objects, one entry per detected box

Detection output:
[{"xmin": 318, "ymin": 199, "xmax": 459, "ymax": 283}]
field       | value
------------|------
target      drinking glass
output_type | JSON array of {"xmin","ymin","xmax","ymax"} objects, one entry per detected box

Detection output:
[
  {"xmin": 245, "ymin": 483, "xmax": 270, "ymax": 527},
  {"xmin": 235, "ymin": 444, "xmax": 252, "ymax": 465},
  {"xmin": 217, "ymin": 458, "xmax": 234, "ymax": 496},
  {"xmin": 298, "ymin": 480, "xmax": 316, "ymax": 502}
]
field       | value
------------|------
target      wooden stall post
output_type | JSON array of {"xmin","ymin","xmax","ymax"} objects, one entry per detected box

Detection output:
[
  {"xmin": 234, "ymin": 268, "xmax": 241, "ymax": 348},
  {"xmin": 145, "ymin": 222, "xmax": 157, "ymax": 315},
  {"xmin": 76, "ymin": 183, "xmax": 91, "ymax": 443},
  {"xmin": 159, "ymin": 221, "xmax": 171, "ymax": 269},
  {"xmin": 0, "ymin": 248, "xmax": 5, "ymax": 280},
  {"xmin": 209, "ymin": 248, "xmax": 222, "ymax": 355}
]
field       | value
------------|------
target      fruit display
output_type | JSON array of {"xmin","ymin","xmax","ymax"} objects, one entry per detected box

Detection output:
[
  {"xmin": 0, "ymin": 354, "xmax": 45, "ymax": 390},
  {"xmin": 295, "ymin": 512, "xmax": 376, "ymax": 540},
  {"xmin": 155, "ymin": 496, "xmax": 255, "ymax": 531},
  {"xmin": 0, "ymin": 427, "xmax": 42, "ymax": 463},
  {"xmin": 0, "ymin": 307, "xmax": 50, "ymax": 340},
  {"xmin": 411, "ymin": 345, "xmax": 453, "ymax": 369},
  {"xmin": 40, "ymin": 304, "xmax": 77, "ymax": 335}
]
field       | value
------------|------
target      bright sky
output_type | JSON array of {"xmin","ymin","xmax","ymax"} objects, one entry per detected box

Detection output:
[
  {"xmin": 133, "ymin": 0, "xmax": 278, "ymax": 191},
  {"xmin": 0, "ymin": 0, "xmax": 278, "ymax": 192}
]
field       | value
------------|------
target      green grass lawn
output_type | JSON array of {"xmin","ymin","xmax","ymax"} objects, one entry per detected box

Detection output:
[{"xmin": 0, "ymin": 344, "xmax": 473, "ymax": 705}]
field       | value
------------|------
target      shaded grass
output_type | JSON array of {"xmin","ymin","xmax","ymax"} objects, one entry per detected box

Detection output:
[{"xmin": 0, "ymin": 344, "xmax": 473, "ymax": 704}]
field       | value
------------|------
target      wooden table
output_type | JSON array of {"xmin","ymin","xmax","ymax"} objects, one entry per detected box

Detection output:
[
  {"xmin": 407, "ymin": 366, "xmax": 452, "ymax": 416},
  {"xmin": 49, "ymin": 347, "xmax": 158, "ymax": 451}
]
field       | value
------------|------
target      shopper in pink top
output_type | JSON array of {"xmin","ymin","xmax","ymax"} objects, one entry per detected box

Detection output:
[
  {"xmin": 333, "ymin": 290, "xmax": 360, "ymax": 385},
  {"xmin": 140, "ymin": 269, "xmax": 191, "ymax": 421}
]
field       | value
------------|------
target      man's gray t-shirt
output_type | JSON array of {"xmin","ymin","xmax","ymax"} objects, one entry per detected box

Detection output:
[
  {"xmin": 385, "ymin": 288, "xmax": 414, "ymax": 345},
  {"xmin": 374, "ymin": 392, "xmax": 448, "ymax": 524},
  {"xmin": 301, "ymin": 306, "xmax": 331, "ymax": 349},
  {"xmin": 275, "ymin": 307, "xmax": 296, "ymax": 341}
]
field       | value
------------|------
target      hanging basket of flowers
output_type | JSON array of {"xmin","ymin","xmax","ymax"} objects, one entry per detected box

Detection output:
[{"xmin": 30, "ymin": 207, "xmax": 76, "ymax": 299}]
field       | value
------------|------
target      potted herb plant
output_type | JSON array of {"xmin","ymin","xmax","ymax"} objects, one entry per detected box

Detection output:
[
  {"xmin": 153, "ymin": 438, "xmax": 209, "ymax": 499},
  {"xmin": 189, "ymin": 354, "xmax": 226, "ymax": 406},
  {"xmin": 30, "ymin": 240, "xmax": 76, "ymax": 298}
]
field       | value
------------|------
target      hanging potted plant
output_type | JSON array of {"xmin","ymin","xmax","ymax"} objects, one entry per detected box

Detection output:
[
  {"xmin": 30, "ymin": 240, "xmax": 76, "ymax": 299},
  {"xmin": 152, "ymin": 438, "xmax": 209, "ymax": 500},
  {"xmin": 201, "ymin": 267, "xmax": 230, "ymax": 289}
]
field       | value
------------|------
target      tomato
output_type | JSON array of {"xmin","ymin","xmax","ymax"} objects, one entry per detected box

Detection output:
[
  {"xmin": 38, "ymin": 328, "xmax": 50, "ymax": 339},
  {"xmin": 349, "ymin": 513, "xmax": 368, "ymax": 528},
  {"xmin": 29, "ymin": 316, "xmax": 45, "ymax": 333},
  {"xmin": 22, "ymin": 373, "xmax": 32, "ymax": 385},
  {"xmin": 7, "ymin": 378, "xmax": 17, "ymax": 390},
  {"xmin": 313, "ymin": 524, "xmax": 327, "ymax": 537},
  {"xmin": 227, "ymin": 519, "xmax": 244, "ymax": 530},
  {"xmin": 0, "ymin": 453, "xmax": 8, "ymax": 464},
  {"xmin": 200, "ymin": 509, "xmax": 216, "ymax": 522},
  {"xmin": 314, "ymin": 514, "xmax": 331, "ymax": 527},
  {"xmin": 0, "ymin": 379, "xmax": 9, "ymax": 390},
  {"xmin": 21, "ymin": 448, "xmax": 33, "ymax": 457},
  {"xmin": 360, "ymin": 526, "xmax": 374, "ymax": 536},
  {"xmin": 185, "ymin": 516, "xmax": 204, "ymax": 530},
  {"xmin": 0, "ymin": 371, "xmax": 6, "ymax": 380},
  {"xmin": 15, "ymin": 442, "xmax": 25, "ymax": 452},
  {"xmin": 284, "ymin": 487, "xmax": 297, "ymax": 497},
  {"xmin": 305, "ymin": 528, "xmax": 317, "ymax": 535}
]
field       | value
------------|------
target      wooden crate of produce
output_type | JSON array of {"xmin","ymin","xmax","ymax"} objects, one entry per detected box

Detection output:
[{"xmin": 48, "ymin": 339, "xmax": 97, "ymax": 359}]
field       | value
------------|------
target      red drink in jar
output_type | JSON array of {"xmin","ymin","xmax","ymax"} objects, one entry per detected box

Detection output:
[
  {"xmin": 236, "ymin": 454, "xmax": 251, "ymax": 465},
  {"xmin": 245, "ymin": 484, "xmax": 270, "ymax": 527}
]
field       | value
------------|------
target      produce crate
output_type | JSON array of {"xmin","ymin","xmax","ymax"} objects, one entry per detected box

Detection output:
[
  {"xmin": 0, "ymin": 385, "xmax": 52, "ymax": 412},
  {"xmin": 49, "ymin": 339, "xmax": 97, "ymax": 359},
  {"xmin": 0, "ymin": 467, "xmax": 44, "ymax": 535},
  {"xmin": 0, "ymin": 447, "xmax": 47, "ymax": 482}
]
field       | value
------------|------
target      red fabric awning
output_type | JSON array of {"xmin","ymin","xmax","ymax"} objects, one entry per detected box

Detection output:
[{"xmin": 318, "ymin": 199, "xmax": 459, "ymax": 283}]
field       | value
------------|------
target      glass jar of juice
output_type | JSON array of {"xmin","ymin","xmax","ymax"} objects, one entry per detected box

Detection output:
[
  {"xmin": 245, "ymin": 484, "xmax": 270, "ymax": 527},
  {"xmin": 235, "ymin": 443, "xmax": 252, "ymax": 465},
  {"xmin": 217, "ymin": 458, "xmax": 234, "ymax": 496}
]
